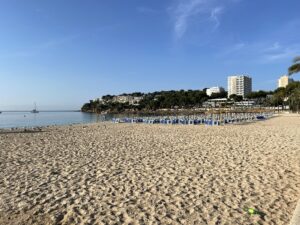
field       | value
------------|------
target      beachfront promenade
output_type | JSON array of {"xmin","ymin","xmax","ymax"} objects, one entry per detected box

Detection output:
[{"xmin": 0, "ymin": 114, "xmax": 299, "ymax": 224}]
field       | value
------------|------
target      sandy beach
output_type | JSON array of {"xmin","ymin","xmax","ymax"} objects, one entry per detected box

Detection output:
[{"xmin": 0, "ymin": 114, "xmax": 299, "ymax": 225}]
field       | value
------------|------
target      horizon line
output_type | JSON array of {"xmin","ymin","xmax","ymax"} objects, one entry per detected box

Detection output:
[{"xmin": 0, "ymin": 110, "xmax": 81, "ymax": 112}]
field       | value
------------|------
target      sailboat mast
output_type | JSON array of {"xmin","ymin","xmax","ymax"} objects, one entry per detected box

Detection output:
[{"xmin": 31, "ymin": 102, "xmax": 39, "ymax": 113}]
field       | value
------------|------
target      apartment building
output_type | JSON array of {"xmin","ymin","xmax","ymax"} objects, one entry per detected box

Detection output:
[{"xmin": 228, "ymin": 75, "xmax": 252, "ymax": 98}]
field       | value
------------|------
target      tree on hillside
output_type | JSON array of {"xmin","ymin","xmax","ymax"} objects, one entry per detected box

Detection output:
[
  {"xmin": 131, "ymin": 92, "xmax": 144, "ymax": 97},
  {"xmin": 270, "ymin": 87, "xmax": 286, "ymax": 108},
  {"xmin": 102, "ymin": 95, "xmax": 114, "ymax": 101},
  {"xmin": 229, "ymin": 94, "xmax": 243, "ymax": 102},
  {"xmin": 246, "ymin": 90, "xmax": 271, "ymax": 99},
  {"xmin": 285, "ymin": 81, "xmax": 300, "ymax": 95},
  {"xmin": 81, "ymin": 103, "xmax": 92, "ymax": 112},
  {"xmin": 210, "ymin": 91, "xmax": 227, "ymax": 99},
  {"xmin": 289, "ymin": 88, "xmax": 300, "ymax": 112},
  {"xmin": 288, "ymin": 56, "xmax": 300, "ymax": 76},
  {"xmin": 245, "ymin": 91, "xmax": 273, "ymax": 106}
]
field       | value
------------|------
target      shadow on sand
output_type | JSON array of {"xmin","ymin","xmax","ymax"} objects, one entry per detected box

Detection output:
[{"xmin": 0, "ymin": 129, "xmax": 47, "ymax": 135}]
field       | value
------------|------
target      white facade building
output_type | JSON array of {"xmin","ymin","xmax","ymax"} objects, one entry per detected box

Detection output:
[
  {"xmin": 111, "ymin": 95, "xmax": 144, "ymax": 105},
  {"xmin": 112, "ymin": 95, "xmax": 134, "ymax": 103},
  {"xmin": 129, "ymin": 96, "xmax": 144, "ymax": 105},
  {"xmin": 278, "ymin": 75, "xmax": 293, "ymax": 88},
  {"xmin": 228, "ymin": 75, "xmax": 252, "ymax": 98},
  {"xmin": 206, "ymin": 87, "xmax": 225, "ymax": 96}
]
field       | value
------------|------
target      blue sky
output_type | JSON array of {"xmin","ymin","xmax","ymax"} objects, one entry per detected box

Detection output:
[{"xmin": 0, "ymin": 0, "xmax": 299, "ymax": 110}]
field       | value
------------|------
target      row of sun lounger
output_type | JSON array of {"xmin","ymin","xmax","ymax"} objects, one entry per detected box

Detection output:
[{"xmin": 112, "ymin": 113, "xmax": 272, "ymax": 126}]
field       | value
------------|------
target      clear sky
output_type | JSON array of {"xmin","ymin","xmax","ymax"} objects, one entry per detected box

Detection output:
[{"xmin": 0, "ymin": 0, "xmax": 299, "ymax": 110}]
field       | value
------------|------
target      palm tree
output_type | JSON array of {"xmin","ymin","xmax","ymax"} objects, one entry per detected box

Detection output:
[
  {"xmin": 288, "ymin": 56, "xmax": 300, "ymax": 76},
  {"xmin": 289, "ymin": 88, "xmax": 300, "ymax": 112}
]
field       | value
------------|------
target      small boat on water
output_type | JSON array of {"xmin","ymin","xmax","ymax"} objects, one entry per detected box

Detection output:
[{"xmin": 31, "ymin": 103, "xmax": 39, "ymax": 113}]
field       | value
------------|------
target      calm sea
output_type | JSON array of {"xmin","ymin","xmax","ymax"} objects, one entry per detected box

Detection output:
[{"xmin": 0, "ymin": 111, "xmax": 108, "ymax": 129}]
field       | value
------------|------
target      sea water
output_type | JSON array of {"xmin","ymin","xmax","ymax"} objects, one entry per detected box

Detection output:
[{"xmin": 0, "ymin": 111, "xmax": 108, "ymax": 129}]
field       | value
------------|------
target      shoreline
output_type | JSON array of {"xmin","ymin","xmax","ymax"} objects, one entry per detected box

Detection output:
[{"xmin": 0, "ymin": 111, "xmax": 277, "ymax": 131}]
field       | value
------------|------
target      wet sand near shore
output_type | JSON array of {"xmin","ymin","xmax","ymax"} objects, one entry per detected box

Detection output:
[{"xmin": 0, "ymin": 114, "xmax": 299, "ymax": 225}]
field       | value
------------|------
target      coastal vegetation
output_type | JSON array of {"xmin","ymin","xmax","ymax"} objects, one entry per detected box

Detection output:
[
  {"xmin": 82, "ymin": 88, "xmax": 270, "ymax": 114},
  {"xmin": 82, "ymin": 89, "xmax": 209, "ymax": 113},
  {"xmin": 82, "ymin": 58, "xmax": 300, "ymax": 113},
  {"xmin": 82, "ymin": 83, "xmax": 300, "ymax": 114},
  {"xmin": 286, "ymin": 56, "xmax": 300, "ymax": 111},
  {"xmin": 269, "ymin": 82, "xmax": 300, "ymax": 109}
]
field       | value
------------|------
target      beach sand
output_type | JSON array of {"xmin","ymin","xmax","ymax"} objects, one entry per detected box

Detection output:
[{"xmin": 0, "ymin": 114, "xmax": 299, "ymax": 225}]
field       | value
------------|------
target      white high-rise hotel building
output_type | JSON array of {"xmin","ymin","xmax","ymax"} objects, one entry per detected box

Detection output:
[
  {"xmin": 228, "ymin": 75, "xmax": 252, "ymax": 98},
  {"xmin": 278, "ymin": 75, "xmax": 293, "ymax": 88}
]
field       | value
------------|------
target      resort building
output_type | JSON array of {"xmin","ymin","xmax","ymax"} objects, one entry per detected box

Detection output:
[
  {"xmin": 235, "ymin": 100, "xmax": 256, "ymax": 107},
  {"xmin": 112, "ymin": 95, "xmax": 134, "ymax": 104},
  {"xmin": 112, "ymin": 95, "xmax": 144, "ymax": 105},
  {"xmin": 129, "ymin": 96, "xmax": 144, "ymax": 105},
  {"xmin": 206, "ymin": 87, "xmax": 225, "ymax": 97},
  {"xmin": 228, "ymin": 75, "xmax": 252, "ymax": 98},
  {"xmin": 203, "ymin": 98, "xmax": 228, "ymax": 107},
  {"xmin": 278, "ymin": 75, "xmax": 293, "ymax": 88}
]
